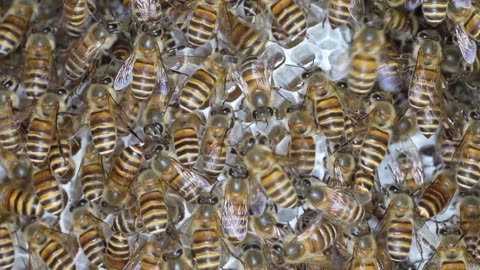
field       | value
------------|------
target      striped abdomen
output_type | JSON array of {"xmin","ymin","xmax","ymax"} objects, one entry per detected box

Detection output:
[
  {"xmin": 222, "ymin": 180, "xmax": 248, "ymax": 244},
  {"xmin": 187, "ymin": 5, "xmax": 216, "ymax": 48},
  {"xmin": 0, "ymin": 226, "xmax": 14, "ymax": 269},
  {"xmin": 384, "ymin": 8, "xmax": 411, "ymax": 33},
  {"xmin": 465, "ymin": 11, "xmax": 480, "ymax": 42},
  {"xmin": 260, "ymin": 165, "xmax": 297, "ymax": 208},
  {"xmin": 348, "ymin": 52, "xmax": 378, "ymax": 94},
  {"xmin": 303, "ymin": 222, "xmax": 337, "ymax": 253},
  {"xmin": 327, "ymin": 0, "xmax": 351, "ymax": 30},
  {"xmin": 48, "ymin": 137, "xmax": 74, "ymax": 180},
  {"xmin": 386, "ymin": 219, "xmax": 412, "ymax": 262},
  {"xmin": 288, "ymin": 136, "xmax": 315, "ymax": 176},
  {"xmin": 139, "ymin": 191, "xmax": 168, "ymax": 237},
  {"xmin": 327, "ymin": 191, "xmax": 365, "ymax": 223},
  {"xmin": 108, "ymin": 145, "xmax": 143, "ymax": 193},
  {"xmin": 80, "ymin": 163, "xmax": 105, "ymax": 204},
  {"xmin": 0, "ymin": 15, "xmax": 29, "ymax": 56},
  {"xmin": 0, "ymin": 117, "xmax": 21, "ymax": 152},
  {"xmin": 27, "ymin": 118, "xmax": 54, "ymax": 166},
  {"xmin": 457, "ymin": 145, "xmax": 480, "ymax": 191},
  {"xmin": 65, "ymin": 41, "xmax": 99, "ymax": 80},
  {"xmin": 38, "ymin": 240, "xmax": 76, "ymax": 270},
  {"xmin": 313, "ymin": 95, "xmax": 344, "ymax": 140},
  {"xmin": 270, "ymin": 0, "xmax": 307, "ymax": 38},
  {"xmin": 113, "ymin": 207, "xmax": 142, "ymax": 235},
  {"xmin": 416, "ymin": 106, "xmax": 441, "ymax": 138},
  {"xmin": 241, "ymin": 56, "xmax": 267, "ymax": 91},
  {"xmin": 409, "ymin": 67, "xmax": 439, "ymax": 109},
  {"xmin": 192, "ymin": 228, "xmax": 221, "ymax": 270},
  {"xmin": 1, "ymin": 186, "xmax": 44, "ymax": 216},
  {"xmin": 63, "ymin": 0, "xmax": 89, "ymax": 37},
  {"xmin": 422, "ymin": 0, "xmax": 448, "ymax": 26},
  {"xmin": 173, "ymin": 128, "xmax": 200, "ymax": 167},
  {"xmin": 179, "ymin": 69, "xmax": 215, "ymax": 113},
  {"xmin": 32, "ymin": 168, "xmax": 65, "ymax": 215},
  {"xmin": 23, "ymin": 49, "xmax": 52, "ymax": 99},
  {"xmin": 90, "ymin": 109, "xmax": 117, "ymax": 157},
  {"xmin": 131, "ymin": 58, "xmax": 156, "ymax": 100},
  {"xmin": 117, "ymin": 88, "xmax": 141, "ymax": 136},
  {"xmin": 79, "ymin": 228, "xmax": 105, "ymax": 268},
  {"xmin": 106, "ymin": 232, "xmax": 130, "ymax": 270},
  {"xmin": 230, "ymin": 22, "xmax": 267, "ymax": 56},
  {"xmin": 354, "ymin": 167, "xmax": 375, "ymax": 204},
  {"xmin": 202, "ymin": 138, "xmax": 227, "ymax": 177},
  {"xmin": 440, "ymin": 259, "xmax": 467, "ymax": 270},
  {"xmin": 439, "ymin": 133, "xmax": 460, "ymax": 167},
  {"xmin": 359, "ymin": 127, "xmax": 390, "ymax": 173},
  {"xmin": 167, "ymin": 170, "xmax": 204, "ymax": 203},
  {"xmin": 417, "ymin": 173, "xmax": 456, "ymax": 218}
]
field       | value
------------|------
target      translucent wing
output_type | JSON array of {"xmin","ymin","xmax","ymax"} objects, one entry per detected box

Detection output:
[
  {"xmin": 221, "ymin": 179, "xmax": 248, "ymax": 243},
  {"xmin": 114, "ymin": 53, "xmax": 135, "ymax": 90},
  {"xmin": 83, "ymin": 40, "xmax": 104, "ymax": 62},
  {"xmin": 377, "ymin": 53, "xmax": 403, "ymax": 92},
  {"xmin": 328, "ymin": 52, "xmax": 351, "ymax": 81},
  {"xmin": 451, "ymin": 0, "xmax": 471, "ymax": 8},
  {"xmin": 135, "ymin": 0, "xmax": 152, "ymax": 22},
  {"xmin": 387, "ymin": 136, "xmax": 424, "ymax": 191},
  {"xmin": 229, "ymin": 61, "xmax": 250, "ymax": 97},
  {"xmin": 170, "ymin": 158, "xmax": 210, "ymax": 191},
  {"xmin": 203, "ymin": 127, "xmax": 229, "ymax": 171},
  {"xmin": 349, "ymin": 0, "xmax": 365, "ymax": 23},
  {"xmin": 455, "ymin": 24, "xmax": 477, "ymax": 64},
  {"xmin": 248, "ymin": 180, "xmax": 268, "ymax": 217}
]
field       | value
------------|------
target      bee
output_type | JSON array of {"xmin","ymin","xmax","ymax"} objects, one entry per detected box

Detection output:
[
  {"xmin": 464, "ymin": 7, "xmax": 480, "ymax": 43},
  {"xmin": 26, "ymin": 92, "xmax": 59, "ymax": 167},
  {"xmin": 306, "ymin": 182, "xmax": 365, "ymax": 225},
  {"xmin": 112, "ymin": 205, "xmax": 143, "ymax": 235},
  {"xmin": 250, "ymin": 206, "xmax": 292, "ymax": 246},
  {"xmin": 22, "ymin": 28, "xmax": 55, "ymax": 100},
  {"xmin": 134, "ymin": 169, "xmax": 169, "ymax": 237},
  {"xmin": 70, "ymin": 199, "xmax": 107, "ymax": 268},
  {"xmin": 383, "ymin": 8, "xmax": 418, "ymax": 39},
  {"xmin": 65, "ymin": 21, "xmax": 118, "ymax": 81},
  {"xmin": 114, "ymin": 30, "xmax": 170, "ymax": 101},
  {"xmin": 326, "ymin": 0, "xmax": 363, "ymax": 30},
  {"xmin": 239, "ymin": 234, "xmax": 268, "ymax": 270},
  {"xmin": 23, "ymin": 220, "xmax": 76, "ymax": 270},
  {"xmin": 424, "ymin": 226, "xmax": 480, "ymax": 270},
  {"xmin": 0, "ymin": 219, "xmax": 16, "ymax": 270},
  {"xmin": 105, "ymin": 231, "xmax": 131, "ymax": 270},
  {"xmin": 0, "ymin": 184, "xmax": 44, "ymax": 217},
  {"xmin": 48, "ymin": 115, "xmax": 78, "ymax": 183},
  {"xmin": 358, "ymin": 98, "xmax": 396, "ymax": 174},
  {"xmin": 117, "ymin": 87, "xmax": 143, "ymax": 137},
  {"xmin": 31, "ymin": 166, "xmax": 67, "ymax": 216},
  {"xmin": 457, "ymin": 194, "xmax": 480, "ymax": 261},
  {"xmin": 221, "ymin": 166, "xmax": 249, "ymax": 244},
  {"xmin": 287, "ymin": 110, "xmax": 316, "ymax": 176},
  {"xmin": 142, "ymin": 85, "xmax": 172, "ymax": 141},
  {"xmin": 62, "ymin": 0, "xmax": 93, "ymax": 38},
  {"xmin": 347, "ymin": 26, "xmax": 386, "ymax": 94},
  {"xmin": 0, "ymin": 0, "xmax": 36, "ymax": 56},
  {"xmin": 348, "ymin": 232, "xmax": 392, "ymax": 270},
  {"xmin": 73, "ymin": 142, "xmax": 105, "ymax": 205},
  {"xmin": 110, "ymin": 35, "xmax": 133, "ymax": 63},
  {"xmin": 270, "ymin": 217, "xmax": 338, "ymax": 266},
  {"xmin": 422, "ymin": 0, "xmax": 448, "ymax": 26},
  {"xmin": 231, "ymin": 54, "xmax": 274, "ymax": 122},
  {"xmin": 162, "ymin": 244, "xmax": 194, "ymax": 270},
  {"xmin": 170, "ymin": 112, "xmax": 202, "ymax": 167},
  {"xmin": 416, "ymin": 170, "xmax": 456, "ymax": 219},
  {"xmin": 228, "ymin": 17, "xmax": 268, "ymax": 56},
  {"xmin": 244, "ymin": 144, "xmax": 297, "ymax": 208},
  {"xmin": 151, "ymin": 150, "xmax": 210, "ymax": 203},
  {"xmin": 0, "ymin": 148, "xmax": 30, "ymax": 186},
  {"xmin": 0, "ymin": 81, "xmax": 24, "ymax": 152},
  {"xmin": 326, "ymin": 151, "xmax": 356, "ymax": 187},
  {"xmin": 130, "ymin": 0, "xmax": 163, "ymax": 27},
  {"xmin": 125, "ymin": 238, "xmax": 166, "ymax": 270},
  {"xmin": 200, "ymin": 104, "xmax": 233, "ymax": 177},
  {"xmin": 178, "ymin": 52, "xmax": 227, "ymax": 113},
  {"xmin": 103, "ymin": 143, "xmax": 143, "ymax": 207}
]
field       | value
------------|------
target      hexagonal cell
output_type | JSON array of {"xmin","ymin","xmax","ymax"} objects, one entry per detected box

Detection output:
[
  {"xmin": 327, "ymin": 49, "xmax": 349, "ymax": 80},
  {"xmin": 306, "ymin": 2, "xmax": 325, "ymax": 28},
  {"xmin": 288, "ymin": 42, "xmax": 318, "ymax": 67},
  {"xmin": 273, "ymin": 64, "xmax": 304, "ymax": 92}
]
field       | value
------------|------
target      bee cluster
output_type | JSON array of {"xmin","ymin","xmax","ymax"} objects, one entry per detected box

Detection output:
[{"xmin": 1, "ymin": 0, "xmax": 480, "ymax": 269}]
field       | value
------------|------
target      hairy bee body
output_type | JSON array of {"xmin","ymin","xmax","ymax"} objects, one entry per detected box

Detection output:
[
  {"xmin": 179, "ymin": 69, "xmax": 215, "ymax": 113},
  {"xmin": 267, "ymin": 0, "xmax": 307, "ymax": 41},
  {"xmin": 78, "ymin": 145, "xmax": 105, "ymax": 204},
  {"xmin": 327, "ymin": 0, "xmax": 352, "ymax": 30},
  {"xmin": 187, "ymin": 4, "xmax": 217, "ymax": 48},
  {"xmin": 0, "ymin": 0, "xmax": 35, "ymax": 56},
  {"xmin": 171, "ymin": 113, "xmax": 202, "ymax": 167}
]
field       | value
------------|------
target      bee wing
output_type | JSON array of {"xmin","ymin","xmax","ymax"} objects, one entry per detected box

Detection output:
[
  {"xmin": 452, "ymin": 125, "xmax": 473, "ymax": 168},
  {"xmin": 388, "ymin": 137, "xmax": 424, "ymax": 188},
  {"xmin": 229, "ymin": 62, "xmax": 250, "ymax": 97},
  {"xmin": 373, "ymin": 201, "xmax": 393, "ymax": 242},
  {"xmin": 217, "ymin": 0, "xmax": 232, "ymax": 34},
  {"xmin": 328, "ymin": 52, "xmax": 351, "ymax": 81},
  {"xmin": 134, "ymin": 0, "xmax": 153, "ymax": 22},
  {"xmin": 155, "ymin": 57, "xmax": 171, "ymax": 99},
  {"xmin": 349, "ymin": 0, "xmax": 365, "ymax": 23},
  {"xmin": 170, "ymin": 158, "xmax": 210, "ymax": 190},
  {"xmin": 465, "ymin": 249, "xmax": 480, "ymax": 270},
  {"xmin": 221, "ymin": 181, "xmax": 248, "ymax": 242},
  {"xmin": 455, "ymin": 24, "xmax": 477, "ymax": 65},
  {"xmin": 203, "ymin": 127, "xmax": 229, "ymax": 171},
  {"xmin": 114, "ymin": 53, "xmax": 135, "ymax": 90},
  {"xmin": 451, "ymin": 0, "xmax": 471, "ymax": 8},
  {"xmin": 248, "ymin": 180, "xmax": 268, "ymax": 217},
  {"xmin": 83, "ymin": 39, "xmax": 104, "ymax": 62},
  {"xmin": 377, "ymin": 53, "xmax": 403, "ymax": 93}
]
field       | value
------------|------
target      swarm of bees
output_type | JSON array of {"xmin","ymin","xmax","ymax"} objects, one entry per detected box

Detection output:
[{"xmin": 2, "ymin": 0, "xmax": 480, "ymax": 269}]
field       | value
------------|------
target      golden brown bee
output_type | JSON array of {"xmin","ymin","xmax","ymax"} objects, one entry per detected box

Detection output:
[
  {"xmin": 105, "ymin": 231, "xmax": 130, "ymax": 270},
  {"xmin": 114, "ymin": 31, "xmax": 170, "ymax": 101},
  {"xmin": 347, "ymin": 26, "xmax": 386, "ymax": 94},
  {"xmin": 383, "ymin": 8, "xmax": 418, "ymax": 39},
  {"xmin": 103, "ymin": 143, "xmax": 143, "ymax": 207},
  {"xmin": 65, "ymin": 21, "xmax": 118, "ymax": 81},
  {"xmin": 26, "ymin": 92, "xmax": 59, "ymax": 167},
  {"xmin": 23, "ymin": 220, "xmax": 76, "ymax": 270},
  {"xmin": 200, "ymin": 104, "xmax": 233, "ymax": 177},
  {"xmin": 422, "ymin": 0, "xmax": 448, "ymax": 26},
  {"xmin": 327, "ymin": 0, "xmax": 363, "ymax": 29},
  {"xmin": 287, "ymin": 110, "xmax": 316, "ymax": 176},
  {"xmin": 306, "ymin": 182, "xmax": 365, "ymax": 225},
  {"xmin": 151, "ymin": 150, "xmax": 210, "ymax": 203},
  {"xmin": 416, "ymin": 170, "xmax": 456, "ymax": 219},
  {"xmin": 110, "ymin": 35, "xmax": 133, "ymax": 63},
  {"xmin": 23, "ymin": 28, "xmax": 55, "ymax": 100},
  {"xmin": 73, "ymin": 142, "xmax": 105, "ymax": 205},
  {"xmin": 228, "ymin": 17, "xmax": 268, "ymax": 56},
  {"xmin": 48, "ymin": 115, "xmax": 78, "ymax": 184},
  {"xmin": 260, "ymin": 0, "xmax": 308, "ymax": 44},
  {"xmin": 458, "ymin": 194, "xmax": 480, "ymax": 261},
  {"xmin": 112, "ymin": 205, "xmax": 144, "ymax": 235},
  {"xmin": 231, "ymin": 54, "xmax": 274, "ymax": 122},
  {"xmin": 62, "ymin": 0, "xmax": 92, "ymax": 38},
  {"xmin": 170, "ymin": 112, "xmax": 202, "ymax": 167},
  {"xmin": 0, "ymin": 184, "xmax": 44, "ymax": 217},
  {"xmin": 31, "ymin": 166, "xmax": 67, "ymax": 216},
  {"xmin": 70, "ymin": 200, "xmax": 107, "ymax": 269},
  {"xmin": 0, "ymin": 90, "xmax": 25, "ymax": 153},
  {"xmin": 464, "ymin": 7, "xmax": 480, "ymax": 43},
  {"xmin": 0, "ymin": 219, "xmax": 16, "ymax": 270},
  {"xmin": 221, "ymin": 166, "xmax": 249, "ymax": 244},
  {"xmin": 244, "ymin": 144, "xmax": 297, "ymax": 208},
  {"xmin": 125, "ymin": 238, "xmax": 166, "ymax": 270},
  {"xmin": 0, "ymin": 0, "xmax": 36, "ymax": 56},
  {"xmin": 348, "ymin": 232, "xmax": 392, "ymax": 270}
]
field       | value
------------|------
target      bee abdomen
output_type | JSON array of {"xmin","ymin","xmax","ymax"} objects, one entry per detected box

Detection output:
[
  {"xmin": 422, "ymin": 0, "xmax": 448, "ymax": 26},
  {"xmin": 79, "ymin": 229, "xmax": 105, "ymax": 267},
  {"xmin": 27, "ymin": 119, "xmax": 54, "ymax": 165},
  {"xmin": 387, "ymin": 219, "xmax": 413, "ymax": 262},
  {"xmin": 0, "ymin": 227, "xmax": 14, "ymax": 269},
  {"xmin": 2, "ymin": 187, "xmax": 44, "ymax": 216},
  {"xmin": 139, "ymin": 191, "xmax": 168, "ymax": 236},
  {"xmin": 187, "ymin": 5, "xmax": 216, "ymax": 48},
  {"xmin": 260, "ymin": 166, "xmax": 297, "ymax": 208},
  {"xmin": 315, "ymin": 97, "xmax": 345, "ymax": 140},
  {"xmin": 348, "ymin": 53, "xmax": 378, "ymax": 94},
  {"xmin": 327, "ymin": 0, "xmax": 350, "ymax": 30},
  {"xmin": 81, "ymin": 164, "xmax": 105, "ymax": 203},
  {"xmin": 32, "ymin": 169, "xmax": 65, "ymax": 215},
  {"xmin": 131, "ymin": 59, "xmax": 156, "ymax": 100},
  {"xmin": 192, "ymin": 228, "xmax": 221, "ymax": 270},
  {"xmin": 270, "ymin": 0, "xmax": 307, "ymax": 37},
  {"xmin": 359, "ymin": 128, "xmax": 389, "ymax": 172},
  {"xmin": 173, "ymin": 129, "xmax": 200, "ymax": 167},
  {"xmin": 90, "ymin": 110, "xmax": 117, "ymax": 157},
  {"xmin": 179, "ymin": 69, "xmax": 215, "ymax": 112},
  {"xmin": 39, "ymin": 240, "xmax": 76, "ymax": 270},
  {"xmin": 457, "ymin": 146, "xmax": 480, "ymax": 191},
  {"xmin": 0, "ymin": 15, "xmax": 29, "ymax": 56}
]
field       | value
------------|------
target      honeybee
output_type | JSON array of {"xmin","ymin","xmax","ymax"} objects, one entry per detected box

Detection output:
[
  {"xmin": 103, "ymin": 143, "xmax": 143, "ymax": 207},
  {"xmin": 348, "ymin": 232, "xmax": 392, "ymax": 270},
  {"xmin": 0, "ymin": 147, "xmax": 30, "ymax": 183},
  {"xmin": 0, "ymin": 218, "xmax": 17, "ymax": 270},
  {"xmin": 221, "ymin": 165, "xmax": 249, "ymax": 245},
  {"xmin": 31, "ymin": 166, "xmax": 67, "ymax": 216},
  {"xmin": 0, "ymin": 184, "xmax": 44, "ymax": 217},
  {"xmin": 416, "ymin": 170, "xmax": 457, "ymax": 219},
  {"xmin": 70, "ymin": 199, "xmax": 107, "ymax": 269},
  {"xmin": 228, "ymin": 16, "xmax": 268, "ymax": 56},
  {"xmin": 105, "ymin": 231, "xmax": 131, "ymax": 270},
  {"xmin": 151, "ymin": 150, "xmax": 210, "ymax": 203},
  {"xmin": 125, "ymin": 238, "xmax": 167, "ymax": 270},
  {"xmin": 422, "ymin": 0, "xmax": 449, "ymax": 26},
  {"xmin": 0, "ymin": 82, "xmax": 24, "ymax": 153},
  {"xmin": 383, "ymin": 8, "xmax": 418, "ymax": 40},
  {"xmin": 457, "ymin": 194, "xmax": 480, "ymax": 261},
  {"xmin": 65, "ymin": 21, "xmax": 118, "ymax": 81},
  {"xmin": 424, "ymin": 226, "xmax": 480, "ymax": 270},
  {"xmin": 162, "ymin": 243, "xmax": 194, "ymax": 270},
  {"xmin": 326, "ymin": 151, "xmax": 356, "ymax": 187},
  {"xmin": 110, "ymin": 34, "xmax": 133, "ymax": 63},
  {"xmin": 306, "ymin": 182, "xmax": 365, "ymax": 225},
  {"xmin": 114, "ymin": 30, "xmax": 170, "ymax": 101},
  {"xmin": 238, "ymin": 234, "xmax": 267, "ymax": 270},
  {"xmin": 199, "ymin": 104, "xmax": 233, "ymax": 177},
  {"xmin": 287, "ymin": 110, "xmax": 316, "ymax": 177},
  {"xmin": 62, "ymin": 0, "xmax": 93, "ymax": 38},
  {"xmin": 23, "ymin": 220, "xmax": 76, "ymax": 270},
  {"xmin": 243, "ymin": 144, "xmax": 298, "ymax": 208},
  {"xmin": 231, "ymin": 54, "xmax": 274, "ymax": 122},
  {"xmin": 0, "ymin": 0, "xmax": 36, "ymax": 56},
  {"xmin": 112, "ymin": 205, "xmax": 144, "ymax": 235},
  {"xmin": 72, "ymin": 142, "xmax": 105, "ymax": 205},
  {"xmin": 26, "ymin": 92, "xmax": 59, "ymax": 167},
  {"xmin": 250, "ymin": 206, "xmax": 293, "ymax": 246},
  {"xmin": 170, "ymin": 112, "xmax": 202, "ymax": 167},
  {"xmin": 347, "ymin": 26, "xmax": 386, "ymax": 94},
  {"xmin": 326, "ymin": 0, "xmax": 364, "ymax": 29}
]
